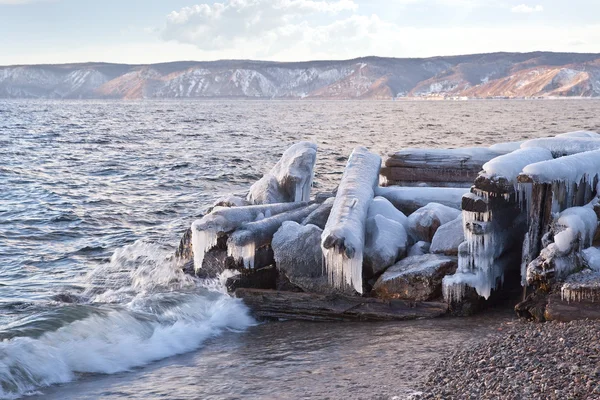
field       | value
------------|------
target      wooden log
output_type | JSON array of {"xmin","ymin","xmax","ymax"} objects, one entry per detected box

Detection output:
[
  {"xmin": 376, "ymin": 186, "xmax": 466, "ymax": 215},
  {"xmin": 235, "ymin": 288, "xmax": 448, "ymax": 322},
  {"xmin": 385, "ymin": 148, "xmax": 504, "ymax": 169},
  {"xmin": 380, "ymin": 166, "xmax": 476, "ymax": 187},
  {"xmin": 545, "ymin": 294, "xmax": 600, "ymax": 322}
]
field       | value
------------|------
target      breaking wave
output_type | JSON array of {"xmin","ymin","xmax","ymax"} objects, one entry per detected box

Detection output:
[{"xmin": 0, "ymin": 240, "xmax": 254, "ymax": 399}]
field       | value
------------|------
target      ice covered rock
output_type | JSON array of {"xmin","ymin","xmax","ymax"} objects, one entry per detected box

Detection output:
[
  {"xmin": 407, "ymin": 241, "xmax": 430, "ymax": 257},
  {"xmin": 367, "ymin": 196, "xmax": 408, "ymax": 230},
  {"xmin": 191, "ymin": 202, "xmax": 306, "ymax": 271},
  {"xmin": 272, "ymin": 221, "xmax": 331, "ymax": 294},
  {"xmin": 408, "ymin": 203, "xmax": 461, "ymax": 243},
  {"xmin": 363, "ymin": 215, "xmax": 408, "ymax": 279},
  {"xmin": 583, "ymin": 247, "xmax": 600, "ymax": 271},
  {"xmin": 247, "ymin": 141, "xmax": 317, "ymax": 204},
  {"xmin": 301, "ymin": 197, "xmax": 334, "ymax": 229},
  {"xmin": 227, "ymin": 203, "xmax": 319, "ymax": 269},
  {"xmin": 321, "ymin": 147, "xmax": 382, "ymax": 294},
  {"xmin": 430, "ymin": 215, "xmax": 465, "ymax": 256},
  {"xmin": 372, "ymin": 254, "xmax": 458, "ymax": 301},
  {"xmin": 376, "ymin": 186, "xmax": 466, "ymax": 215}
]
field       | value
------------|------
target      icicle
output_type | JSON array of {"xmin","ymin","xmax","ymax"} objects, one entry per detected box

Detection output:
[{"xmin": 191, "ymin": 223, "xmax": 219, "ymax": 272}]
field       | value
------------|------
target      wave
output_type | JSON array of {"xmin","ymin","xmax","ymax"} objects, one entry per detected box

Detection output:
[{"xmin": 0, "ymin": 240, "xmax": 255, "ymax": 399}]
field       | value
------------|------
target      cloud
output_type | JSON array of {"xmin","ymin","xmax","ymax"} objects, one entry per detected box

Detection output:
[{"xmin": 511, "ymin": 4, "xmax": 544, "ymax": 13}]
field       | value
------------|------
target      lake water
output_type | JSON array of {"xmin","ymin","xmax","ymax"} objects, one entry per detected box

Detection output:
[{"xmin": 2, "ymin": 99, "xmax": 600, "ymax": 399}]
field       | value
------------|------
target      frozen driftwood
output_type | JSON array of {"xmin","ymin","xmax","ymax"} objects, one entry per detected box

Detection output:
[
  {"xmin": 247, "ymin": 141, "xmax": 317, "ymax": 204},
  {"xmin": 376, "ymin": 186, "xmax": 466, "ymax": 215},
  {"xmin": 191, "ymin": 202, "xmax": 306, "ymax": 271},
  {"xmin": 227, "ymin": 203, "xmax": 320, "ymax": 269},
  {"xmin": 521, "ymin": 137, "xmax": 600, "ymax": 157},
  {"xmin": 321, "ymin": 147, "xmax": 381, "ymax": 294},
  {"xmin": 381, "ymin": 147, "xmax": 505, "ymax": 187},
  {"xmin": 235, "ymin": 288, "xmax": 448, "ymax": 321}
]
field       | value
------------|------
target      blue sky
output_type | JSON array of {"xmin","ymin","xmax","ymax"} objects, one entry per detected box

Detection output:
[{"xmin": 1, "ymin": 0, "xmax": 599, "ymax": 65}]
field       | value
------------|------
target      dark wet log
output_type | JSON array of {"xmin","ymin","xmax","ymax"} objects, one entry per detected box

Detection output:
[
  {"xmin": 235, "ymin": 288, "xmax": 448, "ymax": 322},
  {"xmin": 381, "ymin": 148, "xmax": 503, "ymax": 187},
  {"xmin": 545, "ymin": 294, "xmax": 600, "ymax": 322},
  {"xmin": 521, "ymin": 183, "xmax": 554, "ymax": 280},
  {"xmin": 515, "ymin": 291, "xmax": 548, "ymax": 322}
]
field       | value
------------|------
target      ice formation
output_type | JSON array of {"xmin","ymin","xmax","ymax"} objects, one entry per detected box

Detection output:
[
  {"xmin": 191, "ymin": 202, "xmax": 306, "ymax": 271},
  {"xmin": 247, "ymin": 141, "xmax": 317, "ymax": 204},
  {"xmin": 583, "ymin": 247, "xmax": 600, "ymax": 271},
  {"xmin": 367, "ymin": 196, "xmax": 408, "ymax": 230},
  {"xmin": 481, "ymin": 147, "xmax": 553, "ymax": 182},
  {"xmin": 227, "ymin": 203, "xmax": 319, "ymax": 268},
  {"xmin": 364, "ymin": 214, "xmax": 408, "ymax": 277},
  {"xmin": 321, "ymin": 147, "xmax": 381, "ymax": 294},
  {"xmin": 376, "ymin": 186, "xmax": 467, "ymax": 215},
  {"xmin": 521, "ymin": 149, "xmax": 600, "ymax": 186},
  {"xmin": 520, "ymin": 137, "xmax": 600, "ymax": 157},
  {"xmin": 526, "ymin": 206, "xmax": 598, "ymax": 284}
]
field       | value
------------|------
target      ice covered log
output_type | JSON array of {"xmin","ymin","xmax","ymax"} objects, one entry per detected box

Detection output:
[
  {"xmin": 376, "ymin": 186, "xmax": 467, "ymax": 215},
  {"xmin": 191, "ymin": 202, "xmax": 306, "ymax": 271},
  {"xmin": 321, "ymin": 147, "xmax": 381, "ymax": 294},
  {"xmin": 364, "ymin": 215, "xmax": 408, "ymax": 279},
  {"xmin": 520, "ymin": 137, "xmax": 600, "ymax": 157},
  {"xmin": 480, "ymin": 147, "xmax": 553, "ymax": 184},
  {"xmin": 555, "ymin": 130, "xmax": 600, "ymax": 139},
  {"xmin": 300, "ymin": 197, "xmax": 334, "ymax": 229},
  {"xmin": 373, "ymin": 254, "xmax": 458, "ymax": 301},
  {"xmin": 247, "ymin": 141, "xmax": 317, "ymax": 204},
  {"xmin": 526, "ymin": 206, "xmax": 598, "ymax": 284},
  {"xmin": 381, "ymin": 147, "xmax": 505, "ymax": 187},
  {"xmin": 272, "ymin": 221, "xmax": 331, "ymax": 294},
  {"xmin": 430, "ymin": 215, "xmax": 465, "ymax": 256},
  {"xmin": 488, "ymin": 140, "xmax": 526, "ymax": 153},
  {"xmin": 407, "ymin": 203, "xmax": 461, "ymax": 243},
  {"xmin": 227, "ymin": 203, "xmax": 319, "ymax": 269}
]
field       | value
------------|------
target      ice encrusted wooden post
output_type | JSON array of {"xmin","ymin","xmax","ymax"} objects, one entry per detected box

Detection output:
[
  {"xmin": 321, "ymin": 147, "xmax": 381, "ymax": 294},
  {"xmin": 443, "ymin": 148, "xmax": 553, "ymax": 301},
  {"xmin": 517, "ymin": 149, "xmax": 600, "ymax": 286}
]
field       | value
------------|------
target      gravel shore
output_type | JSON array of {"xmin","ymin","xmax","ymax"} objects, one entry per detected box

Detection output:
[{"xmin": 417, "ymin": 319, "xmax": 600, "ymax": 400}]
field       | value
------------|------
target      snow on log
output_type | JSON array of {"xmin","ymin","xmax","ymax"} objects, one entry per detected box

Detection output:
[
  {"xmin": 381, "ymin": 147, "xmax": 505, "ymax": 187},
  {"xmin": 321, "ymin": 147, "xmax": 381, "ymax": 294},
  {"xmin": 375, "ymin": 186, "xmax": 467, "ymax": 215},
  {"xmin": 227, "ymin": 203, "xmax": 319, "ymax": 268},
  {"xmin": 519, "ymin": 149, "xmax": 600, "ymax": 186},
  {"xmin": 488, "ymin": 140, "xmax": 525, "ymax": 153},
  {"xmin": 191, "ymin": 202, "xmax": 306, "ymax": 271},
  {"xmin": 520, "ymin": 137, "xmax": 600, "ymax": 157},
  {"xmin": 247, "ymin": 142, "xmax": 317, "ymax": 204},
  {"xmin": 481, "ymin": 147, "xmax": 553, "ymax": 183}
]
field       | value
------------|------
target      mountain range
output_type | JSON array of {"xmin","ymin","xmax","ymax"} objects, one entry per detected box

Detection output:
[{"xmin": 2, "ymin": 52, "xmax": 600, "ymax": 100}]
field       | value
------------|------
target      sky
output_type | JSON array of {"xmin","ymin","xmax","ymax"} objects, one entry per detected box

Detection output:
[{"xmin": 1, "ymin": 0, "xmax": 600, "ymax": 65}]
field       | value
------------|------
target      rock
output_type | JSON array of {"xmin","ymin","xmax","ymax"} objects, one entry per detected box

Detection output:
[
  {"xmin": 272, "ymin": 221, "xmax": 331, "ymax": 294},
  {"xmin": 363, "ymin": 215, "xmax": 408, "ymax": 279},
  {"xmin": 373, "ymin": 254, "xmax": 458, "ymax": 301},
  {"xmin": 175, "ymin": 227, "xmax": 193, "ymax": 264},
  {"xmin": 430, "ymin": 215, "xmax": 465, "ymax": 256},
  {"xmin": 301, "ymin": 197, "xmax": 334, "ymax": 229},
  {"xmin": 247, "ymin": 142, "xmax": 317, "ymax": 204},
  {"xmin": 408, "ymin": 203, "xmax": 461, "ymax": 242},
  {"xmin": 225, "ymin": 265, "xmax": 278, "ymax": 292},
  {"xmin": 408, "ymin": 241, "xmax": 430, "ymax": 257}
]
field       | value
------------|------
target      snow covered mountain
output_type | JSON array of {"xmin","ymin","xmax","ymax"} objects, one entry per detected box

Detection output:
[{"xmin": 2, "ymin": 52, "xmax": 600, "ymax": 99}]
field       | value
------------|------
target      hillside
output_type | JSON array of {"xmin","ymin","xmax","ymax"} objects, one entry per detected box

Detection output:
[{"xmin": 1, "ymin": 52, "xmax": 600, "ymax": 99}]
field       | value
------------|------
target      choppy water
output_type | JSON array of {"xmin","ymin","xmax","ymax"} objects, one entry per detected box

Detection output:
[{"xmin": 2, "ymin": 99, "xmax": 600, "ymax": 399}]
